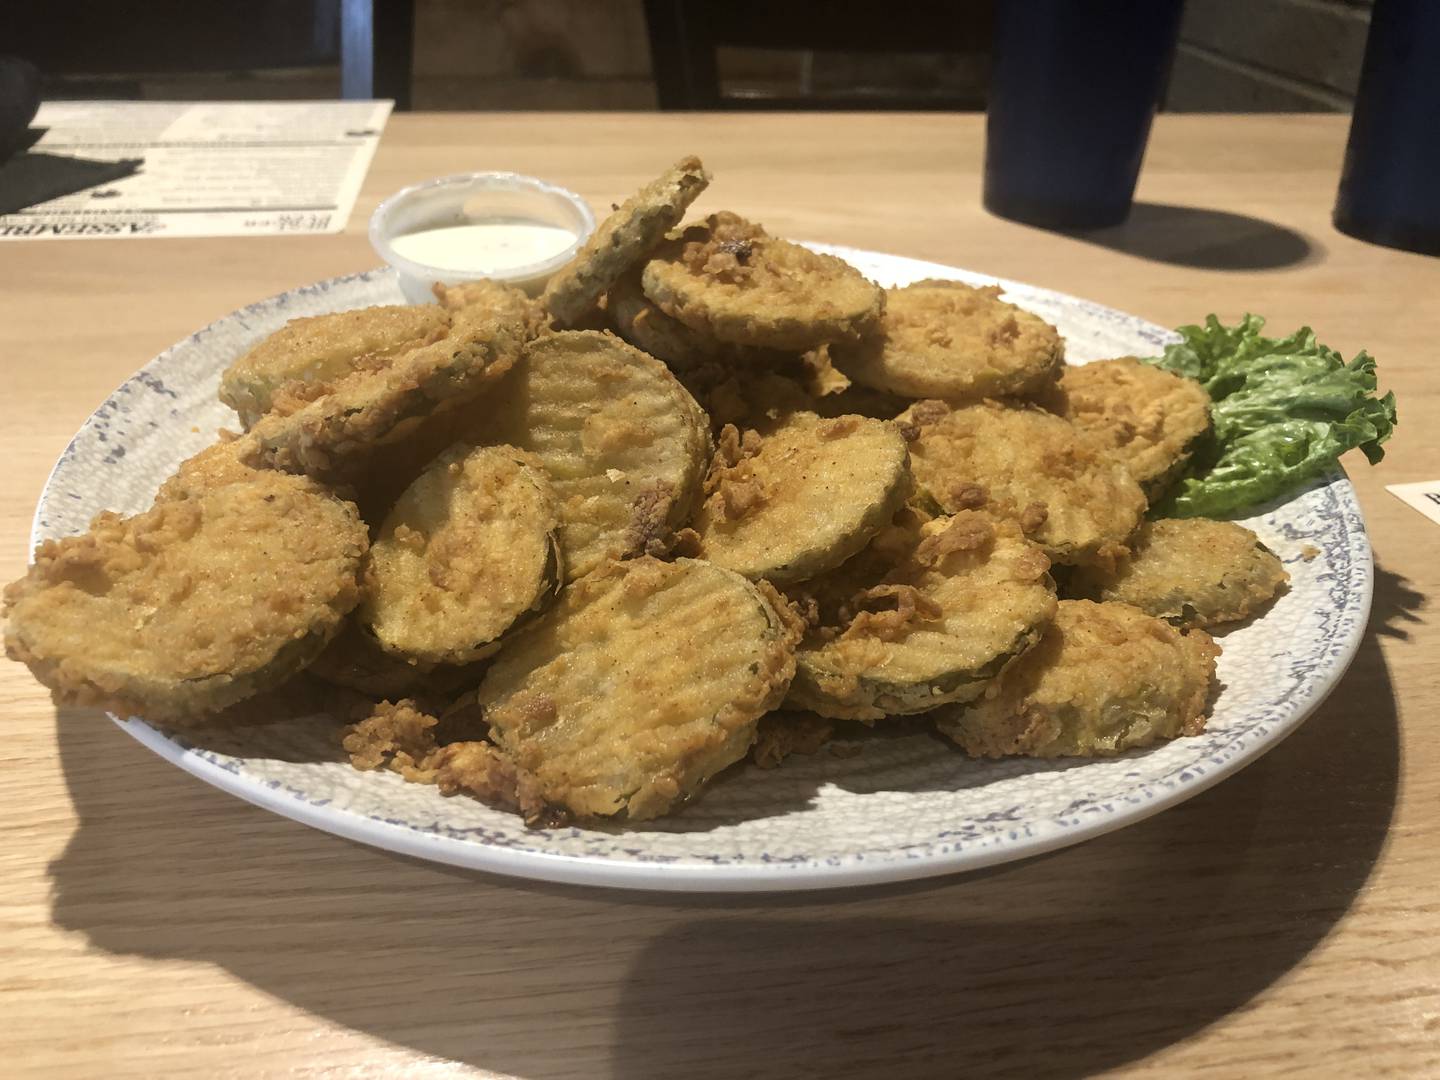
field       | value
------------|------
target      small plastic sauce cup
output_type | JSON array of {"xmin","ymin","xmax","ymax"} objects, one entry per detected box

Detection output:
[{"xmin": 369, "ymin": 172, "xmax": 595, "ymax": 303}]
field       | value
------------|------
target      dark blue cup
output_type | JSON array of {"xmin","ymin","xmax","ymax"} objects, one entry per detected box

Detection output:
[
  {"xmin": 1334, "ymin": 0, "xmax": 1440, "ymax": 256},
  {"xmin": 984, "ymin": 0, "xmax": 1187, "ymax": 229}
]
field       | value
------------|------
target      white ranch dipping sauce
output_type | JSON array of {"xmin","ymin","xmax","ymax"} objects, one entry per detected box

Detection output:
[{"xmin": 389, "ymin": 221, "xmax": 577, "ymax": 273}]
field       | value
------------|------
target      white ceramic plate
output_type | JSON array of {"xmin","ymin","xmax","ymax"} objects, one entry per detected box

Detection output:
[{"xmin": 32, "ymin": 249, "xmax": 1372, "ymax": 892}]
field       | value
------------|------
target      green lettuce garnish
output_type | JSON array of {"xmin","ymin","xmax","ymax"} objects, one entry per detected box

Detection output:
[{"xmin": 1144, "ymin": 314, "xmax": 1396, "ymax": 517}]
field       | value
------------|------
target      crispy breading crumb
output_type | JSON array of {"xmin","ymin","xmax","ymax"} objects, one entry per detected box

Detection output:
[
  {"xmin": 752, "ymin": 712, "xmax": 835, "ymax": 768},
  {"xmin": 914, "ymin": 514, "xmax": 995, "ymax": 566},
  {"xmin": 622, "ymin": 482, "xmax": 679, "ymax": 559},
  {"xmin": 841, "ymin": 583, "xmax": 944, "ymax": 641},
  {"xmin": 342, "ymin": 699, "xmax": 564, "ymax": 826}
]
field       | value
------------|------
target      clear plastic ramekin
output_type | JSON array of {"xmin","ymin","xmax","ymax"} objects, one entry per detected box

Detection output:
[{"xmin": 369, "ymin": 171, "xmax": 595, "ymax": 303}]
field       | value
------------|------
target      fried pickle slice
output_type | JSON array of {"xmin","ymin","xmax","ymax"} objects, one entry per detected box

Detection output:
[
  {"xmin": 900, "ymin": 399, "xmax": 1147, "ymax": 567},
  {"xmin": 935, "ymin": 600, "xmax": 1219, "ymax": 758},
  {"xmin": 607, "ymin": 268, "xmax": 723, "ymax": 370},
  {"xmin": 219, "ymin": 305, "xmax": 451, "ymax": 428},
  {"xmin": 641, "ymin": 211, "xmax": 885, "ymax": 351},
  {"xmin": 786, "ymin": 510, "xmax": 1057, "ymax": 720},
  {"xmin": 361, "ymin": 444, "xmax": 562, "ymax": 664},
  {"xmin": 3, "ymin": 472, "xmax": 366, "ymax": 722},
  {"xmin": 433, "ymin": 279, "xmax": 547, "ymax": 331},
  {"xmin": 541, "ymin": 156, "xmax": 711, "ymax": 328},
  {"xmin": 606, "ymin": 268, "xmax": 795, "ymax": 372},
  {"xmin": 832, "ymin": 280, "xmax": 1064, "ymax": 401},
  {"xmin": 478, "ymin": 557, "xmax": 798, "ymax": 821},
  {"xmin": 688, "ymin": 414, "xmax": 911, "ymax": 585},
  {"xmin": 242, "ymin": 304, "xmax": 529, "ymax": 484},
  {"xmin": 153, "ymin": 436, "xmax": 262, "ymax": 502},
  {"xmin": 1039, "ymin": 357, "xmax": 1212, "ymax": 499},
  {"xmin": 482, "ymin": 330, "xmax": 712, "ymax": 580},
  {"xmin": 306, "ymin": 618, "xmax": 480, "ymax": 699},
  {"xmin": 1068, "ymin": 518, "xmax": 1288, "ymax": 629}
]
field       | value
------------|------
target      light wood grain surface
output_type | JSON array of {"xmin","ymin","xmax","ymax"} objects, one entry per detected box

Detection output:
[{"xmin": 1, "ymin": 113, "xmax": 1436, "ymax": 1079}]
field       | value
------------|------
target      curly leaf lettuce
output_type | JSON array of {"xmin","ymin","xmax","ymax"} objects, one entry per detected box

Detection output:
[{"xmin": 1146, "ymin": 314, "xmax": 1396, "ymax": 517}]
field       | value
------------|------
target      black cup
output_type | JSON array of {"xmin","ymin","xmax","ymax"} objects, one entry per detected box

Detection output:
[
  {"xmin": 984, "ymin": 0, "xmax": 1186, "ymax": 230},
  {"xmin": 1334, "ymin": 0, "xmax": 1440, "ymax": 256}
]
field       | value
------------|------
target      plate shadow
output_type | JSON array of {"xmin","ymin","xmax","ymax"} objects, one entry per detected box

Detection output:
[{"xmin": 44, "ymin": 623, "xmax": 1402, "ymax": 1077}]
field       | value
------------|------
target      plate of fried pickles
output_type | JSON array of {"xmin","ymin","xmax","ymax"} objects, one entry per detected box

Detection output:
[{"xmin": 5, "ymin": 159, "xmax": 1383, "ymax": 890}]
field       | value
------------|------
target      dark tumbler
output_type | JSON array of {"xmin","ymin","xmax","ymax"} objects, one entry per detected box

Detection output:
[
  {"xmin": 984, "ymin": 0, "xmax": 1186, "ymax": 229},
  {"xmin": 1333, "ymin": 0, "xmax": 1440, "ymax": 256}
]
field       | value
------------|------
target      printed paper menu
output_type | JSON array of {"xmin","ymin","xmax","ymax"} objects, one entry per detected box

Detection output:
[{"xmin": 0, "ymin": 100, "xmax": 391, "ymax": 240}]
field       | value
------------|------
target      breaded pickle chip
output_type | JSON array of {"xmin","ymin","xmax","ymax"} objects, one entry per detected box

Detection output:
[
  {"xmin": 900, "ymin": 399, "xmax": 1147, "ymax": 567},
  {"xmin": 478, "ymin": 557, "xmax": 798, "ymax": 821},
  {"xmin": 307, "ymin": 619, "xmax": 479, "ymax": 699},
  {"xmin": 787, "ymin": 510, "xmax": 1057, "ymax": 720},
  {"xmin": 361, "ymin": 444, "xmax": 562, "ymax": 664},
  {"xmin": 154, "ymin": 437, "xmax": 262, "ymax": 502},
  {"xmin": 1069, "ymin": 518, "xmax": 1288, "ymax": 628},
  {"xmin": 607, "ymin": 270, "xmax": 793, "ymax": 373},
  {"xmin": 607, "ymin": 269, "xmax": 722, "ymax": 370},
  {"xmin": 832, "ymin": 280, "xmax": 1064, "ymax": 401},
  {"xmin": 641, "ymin": 212, "xmax": 885, "ymax": 351},
  {"xmin": 689, "ymin": 414, "xmax": 911, "ymax": 585},
  {"xmin": 541, "ymin": 156, "xmax": 711, "ymax": 327},
  {"xmin": 1040, "ymin": 357, "xmax": 1212, "ymax": 498},
  {"xmin": 3, "ymin": 472, "xmax": 366, "ymax": 721},
  {"xmin": 243, "ymin": 304, "xmax": 528, "ymax": 483},
  {"xmin": 433, "ymin": 279, "xmax": 547, "ymax": 331},
  {"xmin": 220, "ymin": 305, "xmax": 450, "ymax": 428},
  {"xmin": 483, "ymin": 330, "xmax": 712, "ymax": 580},
  {"xmin": 935, "ymin": 600, "xmax": 1219, "ymax": 758}
]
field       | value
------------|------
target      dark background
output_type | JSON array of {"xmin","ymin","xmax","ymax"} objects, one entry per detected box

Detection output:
[{"xmin": 10, "ymin": 0, "xmax": 1376, "ymax": 112}]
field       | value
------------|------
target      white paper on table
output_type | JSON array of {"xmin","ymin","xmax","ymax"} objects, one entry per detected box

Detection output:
[
  {"xmin": 0, "ymin": 100, "xmax": 392, "ymax": 240},
  {"xmin": 1387, "ymin": 480, "xmax": 1440, "ymax": 527}
]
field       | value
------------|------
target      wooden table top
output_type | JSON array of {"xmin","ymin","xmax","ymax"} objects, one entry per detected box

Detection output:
[{"xmin": 2, "ymin": 112, "xmax": 1436, "ymax": 1079}]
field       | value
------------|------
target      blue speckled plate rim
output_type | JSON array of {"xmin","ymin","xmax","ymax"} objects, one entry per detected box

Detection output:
[{"xmin": 29, "ymin": 254, "xmax": 1374, "ymax": 893}]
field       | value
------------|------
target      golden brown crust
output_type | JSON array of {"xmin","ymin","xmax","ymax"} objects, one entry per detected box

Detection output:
[
  {"xmin": 689, "ymin": 414, "xmax": 911, "ymax": 585},
  {"xmin": 607, "ymin": 269, "xmax": 722, "ymax": 369},
  {"xmin": 934, "ymin": 600, "xmax": 1220, "ymax": 758},
  {"xmin": 785, "ymin": 510, "xmax": 1057, "ymax": 720},
  {"xmin": 477, "ymin": 557, "xmax": 797, "ymax": 821},
  {"xmin": 1039, "ymin": 357, "xmax": 1212, "ymax": 499},
  {"xmin": 480, "ymin": 330, "xmax": 713, "ymax": 580},
  {"xmin": 361, "ymin": 444, "xmax": 562, "ymax": 664},
  {"xmin": 541, "ymin": 156, "xmax": 711, "ymax": 327},
  {"xmin": 219, "ymin": 305, "xmax": 451, "ymax": 428},
  {"xmin": 432, "ymin": 279, "xmax": 548, "ymax": 335},
  {"xmin": 900, "ymin": 399, "xmax": 1147, "ymax": 567},
  {"xmin": 4, "ymin": 472, "xmax": 367, "ymax": 721},
  {"xmin": 832, "ymin": 280, "xmax": 1064, "ymax": 401},
  {"xmin": 641, "ymin": 212, "xmax": 885, "ymax": 351},
  {"xmin": 153, "ymin": 435, "xmax": 259, "ymax": 503},
  {"xmin": 305, "ymin": 618, "xmax": 480, "ymax": 699},
  {"xmin": 341, "ymin": 699, "xmax": 559, "ymax": 825},
  {"xmin": 242, "ymin": 304, "xmax": 530, "ymax": 484},
  {"xmin": 1068, "ymin": 518, "xmax": 1289, "ymax": 628},
  {"xmin": 678, "ymin": 365, "xmax": 820, "ymax": 434}
]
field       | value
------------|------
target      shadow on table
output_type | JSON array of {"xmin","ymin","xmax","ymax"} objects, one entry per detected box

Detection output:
[
  {"xmin": 1059, "ymin": 202, "xmax": 1319, "ymax": 271},
  {"xmin": 45, "ymin": 566, "xmax": 1415, "ymax": 1078}
]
